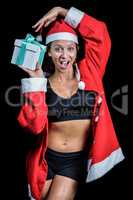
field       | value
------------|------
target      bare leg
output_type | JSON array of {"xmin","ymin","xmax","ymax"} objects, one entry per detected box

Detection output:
[
  {"xmin": 40, "ymin": 179, "xmax": 53, "ymax": 200},
  {"xmin": 46, "ymin": 175, "xmax": 78, "ymax": 200}
]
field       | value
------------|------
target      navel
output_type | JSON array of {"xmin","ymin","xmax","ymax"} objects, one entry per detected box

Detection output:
[
  {"xmin": 62, "ymin": 142, "xmax": 68, "ymax": 146},
  {"xmin": 62, "ymin": 138, "xmax": 68, "ymax": 146}
]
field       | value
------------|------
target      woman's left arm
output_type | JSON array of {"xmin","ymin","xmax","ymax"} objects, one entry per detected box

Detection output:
[{"xmin": 64, "ymin": 7, "xmax": 111, "ymax": 78}]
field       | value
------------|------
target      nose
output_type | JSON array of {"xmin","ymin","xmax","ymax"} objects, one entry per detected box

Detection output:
[{"xmin": 61, "ymin": 49, "xmax": 68, "ymax": 58}]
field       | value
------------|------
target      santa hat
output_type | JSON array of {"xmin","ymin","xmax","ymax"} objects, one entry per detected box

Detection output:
[
  {"xmin": 45, "ymin": 19, "xmax": 78, "ymax": 44},
  {"xmin": 45, "ymin": 19, "xmax": 85, "ymax": 90}
]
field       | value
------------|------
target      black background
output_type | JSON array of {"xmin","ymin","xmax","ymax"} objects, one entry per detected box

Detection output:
[{"xmin": 1, "ymin": 0, "xmax": 129, "ymax": 199}]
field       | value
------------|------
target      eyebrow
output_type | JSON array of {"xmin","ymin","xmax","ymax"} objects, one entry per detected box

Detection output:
[{"xmin": 52, "ymin": 44, "xmax": 76, "ymax": 48}]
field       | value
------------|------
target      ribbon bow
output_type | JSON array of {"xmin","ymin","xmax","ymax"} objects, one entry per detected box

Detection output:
[{"xmin": 16, "ymin": 33, "xmax": 46, "ymax": 66}]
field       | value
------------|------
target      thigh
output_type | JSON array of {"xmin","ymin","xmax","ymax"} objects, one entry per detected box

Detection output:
[
  {"xmin": 46, "ymin": 175, "xmax": 78, "ymax": 200},
  {"xmin": 40, "ymin": 179, "xmax": 53, "ymax": 200}
]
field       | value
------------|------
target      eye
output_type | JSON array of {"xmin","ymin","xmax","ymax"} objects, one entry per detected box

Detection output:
[
  {"xmin": 68, "ymin": 47, "xmax": 75, "ymax": 52},
  {"xmin": 54, "ymin": 47, "xmax": 62, "ymax": 52}
]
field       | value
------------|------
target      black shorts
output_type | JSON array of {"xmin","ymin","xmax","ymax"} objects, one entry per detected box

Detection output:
[{"xmin": 45, "ymin": 148, "xmax": 88, "ymax": 183}]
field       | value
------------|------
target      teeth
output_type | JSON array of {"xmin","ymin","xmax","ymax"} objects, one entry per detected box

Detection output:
[
  {"xmin": 59, "ymin": 61, "xmax": 70, "ymax": 68},
  {"xmin": 60, "ymin": 61, "xmax": 68, "ymax": 66},
  {"xmin": 63, "ymin": 62, "xmax": 67, "ymax": 66},
  {"xmin": 61, "ymin": 61, "xmax": 67, "ymax": 64}
]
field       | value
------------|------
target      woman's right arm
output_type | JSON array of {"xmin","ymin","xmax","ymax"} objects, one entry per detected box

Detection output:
[{"xmin": 17, "ymin": 66, "xmax": 48, "ymax": 135}]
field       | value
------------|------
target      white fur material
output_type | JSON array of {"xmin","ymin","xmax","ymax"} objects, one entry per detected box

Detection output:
[
  {"xmin": 78, "ymin": 81, "xmax": 85, "ymax": 90},
  {"xmin": 64, "ymin": 7, "xmax": 84, "ymax": 28},
  {"xmin": 46, "ymin": 32, "xmax": 78, "ymax": 44},
  {"xmin": 21, "ymin": 77, "xmax": 47, "ymax": 93},
  {"xmin": 86, "ymin": 148, "xmax": 125, "ymax": 182}
]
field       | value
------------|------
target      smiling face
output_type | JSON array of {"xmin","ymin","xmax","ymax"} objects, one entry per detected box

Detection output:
[{"xmin": 48, "ymin": 40, "xmax": 77, "ymax": 72}]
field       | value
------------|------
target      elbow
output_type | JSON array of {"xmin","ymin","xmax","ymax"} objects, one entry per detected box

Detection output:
[
  {"xmin": 17, "ymin": 112, "xmax": 47, "ymax": 135},
  {"xmin": 27, "ymin": 116, "xmax": 48, "ymax": 135},
  {"xmin": 29, "ymin": 120, "xmax": 46, "ymax": 135},
  {"xmin": 103, "ymin": 22, "xmax": 112, "ymax": 49}
]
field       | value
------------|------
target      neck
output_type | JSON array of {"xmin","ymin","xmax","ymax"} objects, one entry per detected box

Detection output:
[{"xmin": 53, "ymin": 67, "xmax": 75, "ymax": 82}]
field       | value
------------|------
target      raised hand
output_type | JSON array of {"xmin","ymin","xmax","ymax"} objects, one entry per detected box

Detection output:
[
  {"xmin": 32, "ymin": 7, "xmax": 68, "ymax": 32},
  {"xmin": 19, "ymin": 63, "xmax": 44, "ymax": 78}
]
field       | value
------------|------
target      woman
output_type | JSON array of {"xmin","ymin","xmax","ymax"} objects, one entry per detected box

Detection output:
[{"xmin": 18, "ymin": 7, "xmax": 124, "ymax": 200}]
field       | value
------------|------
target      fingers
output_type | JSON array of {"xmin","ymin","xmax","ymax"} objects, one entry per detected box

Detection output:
[
  {"xmin": 35, "ymin": 23, "xmax": 44, "ymax": 32},
  {"xmin": 36, "ymin": 63, "xmax": 41, "ymax": 69},
  {"xmin": 44, "ymin": 20, "xmax": 51, "ymax": 27},
  {"xmin": 22, "ymin": 68, "xmax": 32, "ymax": 73},
  {"xmin": 18, "ymin": 65, "xmax": 33, "ymax": 73},
  {"xmin": 32, "ymin": 9, "xmax": 58, "ymax": 31},
  {"xmin": 44, "ymin": 16, "xmax": 57, "ymax": 27},
  {"xmin": 32, "ymin": 20, "xmax": 43, "ymax": 32},
  {"xmin": 32, "ymin": 20, "xmax": 41, "ymax": 28}
]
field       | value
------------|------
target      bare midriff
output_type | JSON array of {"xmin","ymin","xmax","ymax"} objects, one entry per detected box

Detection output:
[{"xmin": 48, "ymin": 119, "xmax": 91, "ymax": 152}]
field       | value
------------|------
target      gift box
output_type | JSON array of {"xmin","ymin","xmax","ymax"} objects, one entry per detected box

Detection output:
[{"xmin": 11, "ymin": 34, "xmax": 47, "ymax": 70}]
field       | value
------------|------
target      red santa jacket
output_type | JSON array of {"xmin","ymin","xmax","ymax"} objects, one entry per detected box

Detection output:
[{"xmin": 18, "ymin": 7, "xmax": 125, "ymax": 200}]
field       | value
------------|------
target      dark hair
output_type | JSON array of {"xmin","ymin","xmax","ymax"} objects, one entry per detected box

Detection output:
[
  {"xmin": 42, "ymin": 43, "xmax": 55, "ymax": 78},
  {"xmin": 42, "ymin": 42, "xmax": 79, "ymax": 78}
]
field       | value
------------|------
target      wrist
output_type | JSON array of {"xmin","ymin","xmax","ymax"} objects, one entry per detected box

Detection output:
[
  {"xmin": 29, "ymin": 75, "xmax": 44, "ymax": 78},
  {"xmin": 59, "ymin": 7, "xmax": 68, "ymax": 17}
]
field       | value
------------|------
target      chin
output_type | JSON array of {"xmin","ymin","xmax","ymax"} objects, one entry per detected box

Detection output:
[
  {"xmin": 56, "ymin": 63, "xmax": 73, "ymax": 71},
  {"xmin": 57, "ymin": 67, "xmax": 68, "ymax": 72}
]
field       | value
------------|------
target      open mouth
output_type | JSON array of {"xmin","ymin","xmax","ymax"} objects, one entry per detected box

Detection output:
[{"xmin": 59, "ymin": 61, "xmax": 70, "ymax": 68}]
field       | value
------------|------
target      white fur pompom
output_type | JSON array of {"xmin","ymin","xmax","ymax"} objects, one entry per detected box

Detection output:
[
  {"xmin": 36, "ymin": 34, "xmax": 42, "ymax": 42},
  {"xmin": 98, "ymin": 96, "xmax": 102, "ymax": 104},
  {"xmin": 78, "ymin": 81, "xmax": 85, "ymax": 90}
]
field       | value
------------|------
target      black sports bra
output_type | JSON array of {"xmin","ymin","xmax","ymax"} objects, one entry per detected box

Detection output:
[{"xmin": 46, "ymin": 79, "xmax": 97, "ymax": 122}]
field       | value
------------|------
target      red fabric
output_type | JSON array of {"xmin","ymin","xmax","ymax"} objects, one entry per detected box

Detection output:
[
  {"xmin": 46, "ymin": 18, "xmax": 77, "ymax": 37},
  {"xmin": 18, "ymin": 14, "xmax": 123, "ymax": 200},
  {"xmin": 77, "ymin": 14, "xmax": 120, "ymax": 163}
]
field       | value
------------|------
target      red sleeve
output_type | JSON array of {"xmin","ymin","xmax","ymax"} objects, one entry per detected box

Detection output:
[
  {"xmin": 77, "ymin": 14, "xmax": 111, "ymax": 78},
  {"xmin": 17, "ymin": 92, "xmax": 48, "ymax": 134}
]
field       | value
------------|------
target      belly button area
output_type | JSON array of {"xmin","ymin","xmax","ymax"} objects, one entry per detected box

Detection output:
[
  {"xmin": 63, "ymin": 142, "xmax": 68, "ymax": 146},
  {"xmin": 62, "ymin": 138, "xmax": 68, "ymax": 146}
]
